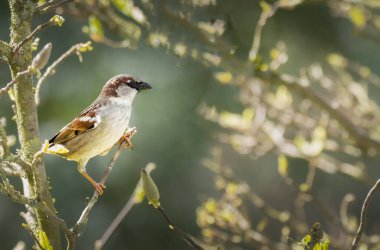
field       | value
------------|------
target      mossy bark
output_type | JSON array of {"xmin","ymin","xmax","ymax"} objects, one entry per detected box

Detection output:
[
  {"xmin": 8, "ymin": 0, "xmax": 62, "ymax": 249},
  {"xmin": 0, "ymin": 41, "xmax": 11, "ymax": 62}
]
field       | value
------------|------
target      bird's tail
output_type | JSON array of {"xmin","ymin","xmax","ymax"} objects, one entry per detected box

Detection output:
[{"xmin": 41, "ymin": 140, "xmax": 69, "ymax": 155}]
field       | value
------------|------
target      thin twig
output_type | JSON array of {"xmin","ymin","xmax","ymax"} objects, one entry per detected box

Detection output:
[
  {"xmin": 22, "ymin": 224, "xmax": 45, "ymax": 250},
  {"xmin": 37, "ymin": 0, "xmax": 74, "ymax": 13},
  {"xmin": 351, "ymin": 179, "xmax": 380, "ymax": 250},
  {"xmin": 0, "ymin": 161, "xmax": 24, "ymax": 177},
  {"xmin": 94, "ymin": 163, "xmax": 156, "ymax": 250},
  {"xmin": 44, "ymin": 207, "xmax": 74, "ymax": 250},
  {"xmin": 13, "ymin": 19, "xmax": 55, "ymax": 54},
  {"xmin": 71, "ymin": 145, "xmax": 123, "ymax": 238},
  {"xmin": 155, "ymin": 205, "xmax": 205, "ymax": 250},
  {"xmin": 71, "ymin": 128, "xmax": 137, "ymax": 244},
  {"xmin": 35, "ymin": 41, "xmax": 92, "ymax": 105},
  {"xmin": 0, "ymin": 69, "xmax": 31, "ymax": 97},
  {"xmin": 248, "ymin": 1, "xmax": 280, "ymax": 62}
]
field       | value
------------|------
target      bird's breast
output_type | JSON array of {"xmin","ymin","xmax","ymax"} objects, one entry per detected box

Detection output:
[{"xmin": 98, "ymin": 105, "xmax": 132, "ymax": 141}]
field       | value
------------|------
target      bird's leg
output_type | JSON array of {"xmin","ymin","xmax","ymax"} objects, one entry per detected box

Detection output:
[
  {"xmin": 78, "ymin": 163, "xmax": 106, "ymax": 195},
  {"xmin": 118, "ymin": 127, "xmax": 137, "ymax": 150}
]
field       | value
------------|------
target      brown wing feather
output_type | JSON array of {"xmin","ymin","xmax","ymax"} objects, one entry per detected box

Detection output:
[{"xmin": 49, "ymin": 102, "xmax": 102, "ymax": 146}]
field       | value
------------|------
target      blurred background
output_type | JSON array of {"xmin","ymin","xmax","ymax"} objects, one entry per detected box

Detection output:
[{"xmin": 1, "ymin": 0, "xmax": 380, "ymax": 249}]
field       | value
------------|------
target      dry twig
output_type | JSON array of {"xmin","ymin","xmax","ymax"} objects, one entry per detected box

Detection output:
[
  {"xmin": 37, "ymin": 0, "xmax": 74, "ymax": 13},
  {"xmin": 0, "ymin": 69, "xmax": 32, "ymax": 97},
  {"xmin": 249, "ymin": 1, "xmax": 281, "ymax": 62},
  {"xmin": 351, "ymin": 179, "xmax": 380, "ymax": 250},
  {"xmin": 13, "ymin": 18, "xmax": 58, "ymax": 54},
  {"xmin": 154, "ymin": 205, "xmax": 205, "ymax": 250},
  {"xmin": 94, "ymin": 163, "xmax": 155, "ymax": 250},
  {"xmin": 70, "ymin": 128, "xmax": 137, "ymax": 247}
]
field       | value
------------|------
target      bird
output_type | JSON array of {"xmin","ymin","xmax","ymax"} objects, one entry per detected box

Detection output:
[{"xmin": 46, "ymin": 74, "xmax": 152, "ymax": 194}]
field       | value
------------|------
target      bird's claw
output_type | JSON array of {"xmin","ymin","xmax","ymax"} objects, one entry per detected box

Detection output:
[
  {"xmin": 120, "ymin": 135, "xmax": 133, "ymax": 149},
  {"xmin": 93, "ymin": 182, "xmax": 106, "ymax": 195},
  {"xmin": 118, "ymin": 127, "xmax": 137, "ymax": 150}
]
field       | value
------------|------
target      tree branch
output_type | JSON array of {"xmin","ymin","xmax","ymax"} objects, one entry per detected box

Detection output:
[
  {"xmin": 351, "ymin": 179, "xmax": 380, "ymax": 250},
  {"xmin": 0, "ymin": 160, "xmax": 74, "ymax": 249},
  {"xmin": 71, "ymin": 128, "xmax": 137, "ymax": 245},
  {"xmin": 22, "ymin": 224, "xmax": 45, "ymax": 250},
  {"xmin": 9, "ymin": 0, "xmax": 62, "ymax": 248},
  {"xmin": 140, "ymin": 166, "xmax": 205, "ymax": 250},
  {"xmin": 94, "ymin": 163, "xmax": 155, "ymax": 250},
  {"xmin": 13, "ymin": 17, "xmax": 58, "ymax": 54},
  {"xmin": 71, "ymin": 145, "xmax": 123, "ymax": 240},
  {"xmin": 258, "ymin": 71, "xmax": 380, "ymax": 152},
  {"xmin": 248, "ymin": 1, "xmax": 280, "ymax": 62},
  {"xmin": 37, "ymin": 0, "xmax": 74, "ymax": 14},
  {"xmin": 0, "ymin": 68, "xmax": 32, "ymax": 97},
  {"xmin": 154, "ymin": 205, "xmax": 205, "ymax": 250}
]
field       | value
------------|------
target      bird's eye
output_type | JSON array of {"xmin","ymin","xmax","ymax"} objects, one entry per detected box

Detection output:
[{"xmin": 126, "ymin": 79, "xmax": 132, "ymax": 84}]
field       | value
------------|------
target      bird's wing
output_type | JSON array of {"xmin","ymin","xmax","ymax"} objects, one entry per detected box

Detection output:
[{"xmin": 49, "ymin": 103, "xmax": 102, "ymax": 145}]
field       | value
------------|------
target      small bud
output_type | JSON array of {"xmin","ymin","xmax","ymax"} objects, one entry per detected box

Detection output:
[
  {"xmin": 78, "ymin": 41, "xmax": 93, "ymax": 52},
  {"xmin": 141, "ymin": 168, "xmax": 160, "ymax": 207},
  {"xmin": 31, "ymin": 43, "xmax": 52, "ymax": 71},
  {"xmin": 50, "ymin": 15, "xmax": 65, "ymax": 26},
  {"xmin": 31, "ymin": 37, "xmax": 40, "ymax": 51}
]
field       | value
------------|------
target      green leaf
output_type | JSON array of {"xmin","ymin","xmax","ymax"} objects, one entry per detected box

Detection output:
[
  {"xmin": 302, "ymin": 234, "xmax": 311, "ymax": 244},
  {"xmin": 313, "ymin": 243, "xmax": 321, "ymax": 250},
  {"xmin": 321, "ymin": 240, "xmax": 330, "ymax": 250}
]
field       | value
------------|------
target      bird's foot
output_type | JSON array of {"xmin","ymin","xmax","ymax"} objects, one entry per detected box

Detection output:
[
  {"xmin": 118, "ymin": 127, "xmax": 137, "ymax": 150},
  {"xmin": 80, "ymin": 170, "xmax": 106, "ymax": 195},
  {"xmin": 93, "ymin": 182, "xmax": 106, "ymax": 195}
]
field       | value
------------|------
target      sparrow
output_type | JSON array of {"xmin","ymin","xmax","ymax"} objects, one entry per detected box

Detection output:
[{"xmin": 47, "ymin": 74, "xmax": 152, "ymax": 194}]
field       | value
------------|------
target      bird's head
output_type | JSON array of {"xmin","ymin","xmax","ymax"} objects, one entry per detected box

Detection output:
[{"xmin": 101, "ymin": 74, "xmax": 152, "ymax": 99}]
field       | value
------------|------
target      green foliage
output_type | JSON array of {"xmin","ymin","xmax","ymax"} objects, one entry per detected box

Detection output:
[
  {"xmin": 292, "ymin": 223, "xmax": 330, "ymax": 250},
  {"xmin": 50, "ymin": 15, "xmax": 65, "ymax": 27}
]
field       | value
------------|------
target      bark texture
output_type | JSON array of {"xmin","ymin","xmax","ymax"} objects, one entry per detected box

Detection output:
[{"xmin": 8, "ymin": 0, "xmax": 62, "ymax": 249}]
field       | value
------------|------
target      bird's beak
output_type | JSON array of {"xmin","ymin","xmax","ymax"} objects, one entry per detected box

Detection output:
[{"xmin": 137, "ymin": 81, "xmax": 152, "ymax": 91}]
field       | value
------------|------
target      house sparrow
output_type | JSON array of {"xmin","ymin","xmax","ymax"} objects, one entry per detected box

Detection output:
[{"xmin": 47, "ymin": 74, "xmax": 151, "ymax": 194}]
